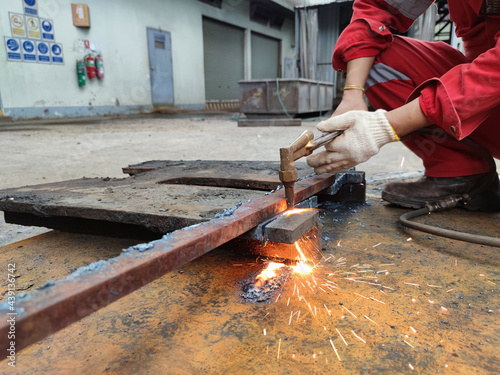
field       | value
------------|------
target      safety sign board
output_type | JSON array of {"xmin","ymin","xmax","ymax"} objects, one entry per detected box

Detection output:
[
  {"xmin": 23, "ymin": 0, "xmax": 38, "ymax": 16},
  {"xmin": 4, "ymin": 37, "xmax": 23, "ymax": 61},
  {"xmin": 72, "ymin": 4, "xmax": 90, "ymax": 27},
  {"xmin": 21, "ymin": 39, "xmax": 36, "ymax": 62},
  {"xmin": 9, "ymin": 12, "xmax": 27, "ymax": 38},
  {"xmin": 50, "ymin": 43, "xmax": 64, "ymax": 64},
  {"xmin": 36, "ymin": 41, "xmax": 50, "ymax": 63},
  {"xmin": 26, "ymin": 16, "xmax": 41, "ymax": 39},
  {"xmin": 40, "ymin": 19, "xmax": 55, "ymax": 41}
]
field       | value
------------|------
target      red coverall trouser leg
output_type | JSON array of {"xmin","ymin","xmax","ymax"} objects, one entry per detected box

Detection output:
[{"xmin": 365, "ymin": 35, "xmax": 500, "ymax": 177}]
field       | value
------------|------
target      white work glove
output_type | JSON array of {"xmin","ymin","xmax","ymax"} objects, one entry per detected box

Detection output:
[{"xmin": 307, "ymin": 109, "xmax": 399, "ymax": 174}]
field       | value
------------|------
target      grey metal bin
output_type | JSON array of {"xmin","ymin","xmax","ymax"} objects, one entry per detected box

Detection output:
[{"xmin": 239, "ymin": 78, "xmax": 334, "ymax": 118}]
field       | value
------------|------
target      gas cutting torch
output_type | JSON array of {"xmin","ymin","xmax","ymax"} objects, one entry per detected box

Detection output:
[{"xmin": 279, "ymin": 130, "xmax": 342, "ymax": 210}]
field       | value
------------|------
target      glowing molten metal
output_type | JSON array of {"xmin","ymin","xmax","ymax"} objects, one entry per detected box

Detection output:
[{"xmin": 255, "ymin": 262, "xmax": 285, "ymax": 288}]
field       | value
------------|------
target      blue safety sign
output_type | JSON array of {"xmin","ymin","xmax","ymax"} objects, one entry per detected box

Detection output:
[
  {"xmin": 4, "ymin": 37, "xmax": 23, "ymax": 61},
  {"xmin": 50, "ymin": 42, "xmax": 64, "ymax": 64},
  {"xmin": 23, "ymin": 0, "xmax": 38, "ymax": 16},
  {"xmin": 37, "ymin": 41, "xmax": 50, "ymax": 63},
  {"xmin": 21, "ymin": 39, "xmax": 36, "ymax": 62},
  {"xmin": 40, "ymin": 19, "xmax": 55, "ymax": 41}
]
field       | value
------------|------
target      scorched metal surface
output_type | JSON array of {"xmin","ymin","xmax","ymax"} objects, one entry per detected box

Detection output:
[{"xmin": 0, "ymin": 198, "xmax": 498, "ymax": 374}]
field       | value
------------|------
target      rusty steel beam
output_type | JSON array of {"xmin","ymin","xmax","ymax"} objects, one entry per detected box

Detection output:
[{"xmin": 0, "ymin": 173, "xmax": 338, "ymax": 353}]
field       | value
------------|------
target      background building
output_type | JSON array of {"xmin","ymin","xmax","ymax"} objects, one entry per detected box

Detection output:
[{"xmin": 0, "ymin": 0, "xmax": 297, "ymax": 120}]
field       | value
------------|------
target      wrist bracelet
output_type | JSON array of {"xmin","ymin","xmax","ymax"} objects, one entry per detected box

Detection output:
[{"xmin": 344, "ymin": 85, "xmax": 365, "ymax": 92}]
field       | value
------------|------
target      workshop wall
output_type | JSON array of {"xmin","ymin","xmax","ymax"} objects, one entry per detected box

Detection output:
[{"xmin": 0, "ymin": 0, "xmax": 296, "ymax": 120}]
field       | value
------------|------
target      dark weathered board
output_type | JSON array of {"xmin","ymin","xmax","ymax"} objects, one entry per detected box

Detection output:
[{"xmin": 0, "ymin": 160, "xmax": 313, "ymax": 237}]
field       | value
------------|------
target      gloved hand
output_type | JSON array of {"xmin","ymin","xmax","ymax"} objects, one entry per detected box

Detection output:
[{"xmin": 307, "ymin": 109, "xmax": 399, "ymax": 174}]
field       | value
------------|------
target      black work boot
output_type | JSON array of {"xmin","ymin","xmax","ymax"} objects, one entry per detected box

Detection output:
[{"xmin": 382, "ymin": 170, "xmax": 500, "ymax": 211}]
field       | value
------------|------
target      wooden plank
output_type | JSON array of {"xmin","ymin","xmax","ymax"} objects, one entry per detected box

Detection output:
[{"xmin": 0, "ymin": 173, "xmax": 337, "ymax": 353}]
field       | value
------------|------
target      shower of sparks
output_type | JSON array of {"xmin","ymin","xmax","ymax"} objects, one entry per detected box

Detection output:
[
  {"xmin": 247, "ymin": 236, "xmax": 459, "ymax": 369},
  {"xmin": 342, "ymin": 306, "xmax": 357, "ymax": 319},
  {"xmin": 351, "ymin": 330, "xmax": 366, "ymax": 344},
  {"xmin": 329, "ymin": 339, "xmax": 341, "ymax": 361},
  {"xmin": 324, "ymin": 304, "xmax": 331, "ymax": 316},
  {"xmin": 336, "ymin": 328, "xmax": 348, "ymax": 346},
  {"xmin": 404, "ymin": 340, "xmax": 414, "ymax": 348},
  {"xmin": 404, "ymin": 282, "xmax": 420, "ymax": 287},
  {"xmin": 364, "ymin": 315, "xmax": 378, "ymax": 325}
]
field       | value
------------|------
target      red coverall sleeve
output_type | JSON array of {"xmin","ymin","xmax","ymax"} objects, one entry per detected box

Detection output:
[
  {"xmin": 413, "ymin": 39, "xmax": 500, "ymax": 140},
  {"xmin": 332, "ymin": 0, "xmax": 433, "ymax": 71}
]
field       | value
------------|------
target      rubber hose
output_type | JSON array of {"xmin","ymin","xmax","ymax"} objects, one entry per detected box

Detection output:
[
  {"xmin": 398, "ymin": 128, "xmax": 500, "ymax": 247},
  {"xmin": 400, "ymin": 208, "xmax": 500, "ymax": 248}
]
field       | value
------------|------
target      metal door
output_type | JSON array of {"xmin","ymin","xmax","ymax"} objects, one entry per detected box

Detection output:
[
  {"xmin": 251, "ymin": 32, "xmax": 280, "ymax": 79},
  {"xmin": 202, "ymin": 17, "xmax": 244, "ymax": 100},
  {"xmin": 147, "ymin": 28, "xmax": 174, "ymax": 107}
]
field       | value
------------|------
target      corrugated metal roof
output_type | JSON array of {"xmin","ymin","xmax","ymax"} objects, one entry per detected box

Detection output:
[
  {"xmin": 270, "ymin": 0, "xmax": 295, "ymax": 10},
  {"xmin": 272, "ymin": 0, "xmax": 349, "ymax": 11},
  {"xmin": 292, "ymin": 0, "xmax": 351, "ymax": 8}
]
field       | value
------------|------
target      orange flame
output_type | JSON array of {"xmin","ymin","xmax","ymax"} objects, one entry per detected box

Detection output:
[
  {"xmin": 283, "ymin": 208, "xmax": 316, "ymax": 217},
  {"xmin": 292, "ymin": 242, "xmax": 313, "ymax": 275},
  {"xmin": 255, "ymin": 262, "xmax": 285, "ymax": 288}
]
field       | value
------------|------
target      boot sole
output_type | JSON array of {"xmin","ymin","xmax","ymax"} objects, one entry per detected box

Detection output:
[{"xmin": 382, "ymin": 191, "xmax": 462, "ymax": 209}]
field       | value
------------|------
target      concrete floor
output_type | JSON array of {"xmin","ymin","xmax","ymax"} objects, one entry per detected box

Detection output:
[{"xmin": 0, "ymin": 114, "xmax": 498, "ymax": 374}]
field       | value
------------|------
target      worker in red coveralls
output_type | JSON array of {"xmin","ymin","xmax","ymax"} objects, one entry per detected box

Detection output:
[{"xmin": 306, "ymin": 0, "xmax": 500, "ymax": 210}]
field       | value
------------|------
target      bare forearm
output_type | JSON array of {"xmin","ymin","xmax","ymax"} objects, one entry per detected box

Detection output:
[
  {"xmin": 345, "ymin": 56, "xmax": 376, "ymax": 87},
  {"xmin": 385, "ymin": 98, "xmax": 432, "ymax": 137},
  {"xmin": 334, "ymin": 57, "xmax": 376, "ymax": 115}
]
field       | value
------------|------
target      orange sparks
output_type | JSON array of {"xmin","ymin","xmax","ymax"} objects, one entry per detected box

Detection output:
[
  {"xmin": 336, "ymin": 328, "xmax": 348, "ymax": 346},
  {"xmin": 329, "ymin": 339, "xmax": 341, "ymax": 361},
  {"xmin": 290, "ymin": 242, "xmax": 314, "ymax": 275},
  {"xmin": 351, "ymin": 330, "xmax": 366, "ymax": 343},
  {"xmin": 295, "ymin": 242, "xmax": 308, "ymax": 262}
]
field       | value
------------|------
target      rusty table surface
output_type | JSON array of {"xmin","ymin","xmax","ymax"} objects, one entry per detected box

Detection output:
[
  {"xmin": 0, "ymin": 160, "xmax": 314, "ymax": 237},
  {"xmin": 1, "ymin": 197, "xmax": 498, "ymax": 374}
]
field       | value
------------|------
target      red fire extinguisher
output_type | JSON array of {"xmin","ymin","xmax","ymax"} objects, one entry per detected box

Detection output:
[
  {"xmin": 85, "ymin": 54, "xmax": 96, "ymax": 79},
  {"xmin": 96, "ymin": 55, "xmax": 104, "ymax": 79}
]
